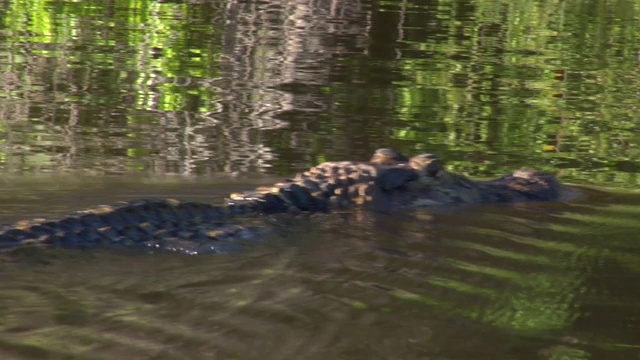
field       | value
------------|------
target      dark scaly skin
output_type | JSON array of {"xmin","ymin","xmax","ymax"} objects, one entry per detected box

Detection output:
[
  {"xmin": 0, "ymin": 200, "xmax": 264, "ymax": 254},
  {"xmin": 0, "ymin": 152, "xmax": 420, "ymax": 253},
  {"xmin": 0, "ymin": 149, "xmax": 563, "ymax": 253}
]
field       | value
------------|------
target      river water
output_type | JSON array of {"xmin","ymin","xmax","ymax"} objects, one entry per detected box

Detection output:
[{"xmin": 1, "ymin": 0, "xmax": 640, "ymax": 359}]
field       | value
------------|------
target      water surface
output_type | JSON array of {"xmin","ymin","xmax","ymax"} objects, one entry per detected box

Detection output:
[{"xmin": 1, "ymin": 0, "xmax": 640, "ymax": 359}]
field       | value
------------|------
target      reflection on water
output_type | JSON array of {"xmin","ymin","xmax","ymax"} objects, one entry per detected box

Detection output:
[
  {"xmin": 1, "ymin": 184, "xmax": 640, "ymax": 359},
  {"xmin": 1, "ymin": 0, "xmax": 639, "ymax": 184}
]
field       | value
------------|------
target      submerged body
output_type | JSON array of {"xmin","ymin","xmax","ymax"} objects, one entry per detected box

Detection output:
[{"xmin": 0, "ymin": 149, "xmax": 563, "ymax": 253}]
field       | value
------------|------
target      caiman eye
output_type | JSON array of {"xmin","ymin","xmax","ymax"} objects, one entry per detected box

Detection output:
[
  {"xmin": 425, "ymin": 160, "xmax": 443, "ymax": 177},
  {"xmin": 369, "ymin": 148, "xmax": 409, "ymax": 164},
  {"xmin": 409, "ymin": 154, "xmax": 443, "ymax": 177}
]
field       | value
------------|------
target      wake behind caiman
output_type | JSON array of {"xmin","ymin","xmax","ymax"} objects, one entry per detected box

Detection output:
[{"xmin": 0, "ymin": 149, "xmax": 563, "ymax": 254}]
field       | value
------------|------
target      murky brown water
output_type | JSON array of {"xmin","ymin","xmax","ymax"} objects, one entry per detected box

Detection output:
[
  {"xmin": 1, "ymin": 179, "xmax": 639, "ymax": 359},
  {"xmin": 1, "ymin": 0, "xmax": 640, "ymax": 358}
]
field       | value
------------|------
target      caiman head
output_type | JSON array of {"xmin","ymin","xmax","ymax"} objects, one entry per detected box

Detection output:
[{"xmin": 405, "ymin": 153, "xmax": 563, "ymax": 203}]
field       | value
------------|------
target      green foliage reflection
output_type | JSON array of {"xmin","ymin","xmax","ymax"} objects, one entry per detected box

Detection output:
[
  {"xmin": 390, "ymin": 0, "xmax": 640, "ymax": 186},
  {"xmin": 0, "ymin": 0, "xmax": 638, "ymax": 187}
]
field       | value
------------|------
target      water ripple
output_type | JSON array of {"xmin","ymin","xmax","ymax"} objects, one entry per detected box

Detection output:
[{"xmin": 1, "ymin": 191, "xmax": 640, "ymax": 359}]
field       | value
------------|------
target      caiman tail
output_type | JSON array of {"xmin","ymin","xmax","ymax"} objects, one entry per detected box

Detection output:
[{"xmin": 0, "ymin": 200, "xmax": 263, "ymax": 254}]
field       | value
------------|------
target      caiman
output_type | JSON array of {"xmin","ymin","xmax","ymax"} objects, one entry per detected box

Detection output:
[{"xmin": 0, "ymin": 149, "xmax": 562, "ymax": 254}]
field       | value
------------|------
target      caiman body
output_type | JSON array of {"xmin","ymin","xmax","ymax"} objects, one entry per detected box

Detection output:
[{"xmin": 0, "ymin": 149, "xmax": 562, "ymax": 253}]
